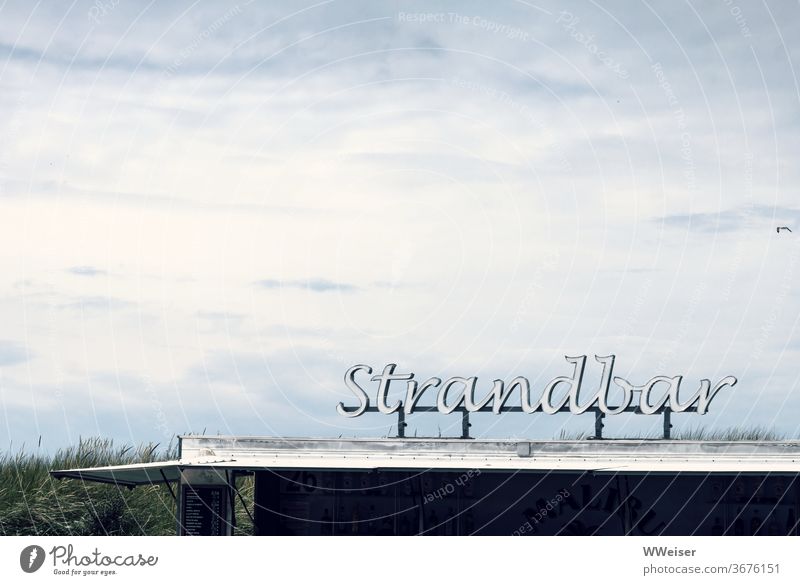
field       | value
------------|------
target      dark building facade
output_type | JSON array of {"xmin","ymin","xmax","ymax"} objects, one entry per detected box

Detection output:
[{"xmin": 52, "ymin": 436, "xmax": 800, "ymax": 536}]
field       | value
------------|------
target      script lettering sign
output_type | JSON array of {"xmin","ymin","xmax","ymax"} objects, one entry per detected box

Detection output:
[{"xmin": 336, "ymin": 355, "xmax": 736, "ymax": 417}]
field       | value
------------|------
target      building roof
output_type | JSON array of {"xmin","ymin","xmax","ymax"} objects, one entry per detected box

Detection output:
[{"xmin": 49, "ymin": 435, "xmax": 800, "ymax": 486}]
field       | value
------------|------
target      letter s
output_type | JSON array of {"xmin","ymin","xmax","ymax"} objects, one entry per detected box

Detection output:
[{"xmin": 337, "ymin": 365, "xmax": 372, "ymax": 417}]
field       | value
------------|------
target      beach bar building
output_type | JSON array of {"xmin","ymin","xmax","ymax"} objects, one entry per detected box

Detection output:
[{"xmin": 50, "ymin": 434, "xmax": 800, "ymax": 536}]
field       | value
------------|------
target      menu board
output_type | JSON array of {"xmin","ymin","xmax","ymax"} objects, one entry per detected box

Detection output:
[{"xmin": 181, "ymin": 485, "xmax": 229, "ymax": 536}]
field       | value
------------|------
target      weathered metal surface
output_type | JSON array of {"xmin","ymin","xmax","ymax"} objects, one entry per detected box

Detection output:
[
  {"xmin": 50, "ymin": 436, "xmax": 800, "ymax": 487},
  {"xmin": 179, "ymin": 435, "xmax": 800, "ymax": 460}
]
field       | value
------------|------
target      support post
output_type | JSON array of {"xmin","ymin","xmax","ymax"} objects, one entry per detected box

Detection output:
[
  {"xmin": 461, "ymin": 410, "xmax": 471, "ymax": 439},
  {"xmin": 594, "ymin": 410, "xmax": 604, "ymax": 440},
  {"xmin": 663, "ymin": 409, "xmax": 672, "ymax": 439},
  {"xmin": 397, "ymin": 409, "xmax": 406, "ymax": 438}
]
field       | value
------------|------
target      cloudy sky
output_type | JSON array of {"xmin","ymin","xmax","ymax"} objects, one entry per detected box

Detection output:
[{"xmin": 1, "ymin": 0, "xmax": 799, "ymax": 450}]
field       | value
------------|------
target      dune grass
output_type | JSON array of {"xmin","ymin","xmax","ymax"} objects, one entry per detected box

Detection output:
[
  {"xmin": 0, "ymin": 437, "xmax": 254, "ymax": 536},
  {"xmin": 555, "ymin": 425, "xmax": 788, "ymax": 441},
  {"xmin": 670, "ymin": 425, "xmax": 787, "ymax": 441}
]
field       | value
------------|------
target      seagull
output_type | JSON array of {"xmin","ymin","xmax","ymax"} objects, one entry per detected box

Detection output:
[{"xmin": 777, "ymin": 227, "xmax": 792, "ymax": 233}]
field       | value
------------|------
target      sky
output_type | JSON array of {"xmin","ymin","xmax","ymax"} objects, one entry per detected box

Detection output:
[{"xmin": 1, "ymin": 0, "xmax": 800, "ymax": 450}]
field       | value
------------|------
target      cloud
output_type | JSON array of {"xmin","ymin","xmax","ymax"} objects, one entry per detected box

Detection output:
[
  {"xmin": 658, "ymin": 206, "xmax": 800, "ymax": 233},
  {"xmin": 255, "ymin": 278, "xmax": 358, "ymax": 293},
  {"xmin": 196, "ymin": 311, "xmax": 245, "ymax": 321},
  {"xmin": 195, "ymin": 311, "xmax": 247, "ymax": 334},
  {"xmin": 67, "ymin": 265, "xmax": 107, "ymax": 277},
  {"xmin": 58, "ymin": 296, "xmax": 132, "ymax": 311},
  {"xmin": 0, "ymin": 340, "xmax": 31, "ymax": 366}
]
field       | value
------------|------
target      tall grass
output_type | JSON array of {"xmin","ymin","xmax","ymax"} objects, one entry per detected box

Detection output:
[
  {"xmin": 555, "ymin": 426, "xmax": 788, "ymax": 441},
  {"xmin": 0, "ymin": 437, "xmax": 254, "ymax": 536},
  {"xmin": 671, "ymin": 425, "xmax": 786, "ymax": 441}
]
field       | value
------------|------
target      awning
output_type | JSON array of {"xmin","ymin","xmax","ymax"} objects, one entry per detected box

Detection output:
[{"xmin": 50, "ymin": 458, "xmax": 236, "ymax": 486}]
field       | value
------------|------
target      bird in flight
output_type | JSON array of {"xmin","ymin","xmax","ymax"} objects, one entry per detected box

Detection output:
[{"xmin": 777, "ymin": 227, "xmax": 793, "ymax": 233}]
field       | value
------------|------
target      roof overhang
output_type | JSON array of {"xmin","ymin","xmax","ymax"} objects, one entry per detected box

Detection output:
[
  {"xmin": 51, "ymin": 461, "xmax": 180, "ymax": 486},
  {"xmin": 50, "ymin": 457, "xmax": 237, "ymax": 486},
  {"xmin": 49, "ymin": 437, "xmax": 800, "ymax": 486}
]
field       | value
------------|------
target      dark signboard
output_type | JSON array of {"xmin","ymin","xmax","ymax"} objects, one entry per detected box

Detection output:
[
  {"xmin": 180, "ymin": 485, "xmax": 230, "ymax": 536},
  {"xmin": 254, "ymin": 470, "xmax": 800, "ymax": 536}
]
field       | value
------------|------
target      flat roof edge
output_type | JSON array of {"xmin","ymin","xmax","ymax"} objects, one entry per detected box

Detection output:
[{"xmin": 177, "ymin": 435, "xmax": 800, "ymax": 445}]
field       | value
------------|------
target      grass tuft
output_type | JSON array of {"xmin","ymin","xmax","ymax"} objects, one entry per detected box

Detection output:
[
  {"xmin": 554, "ymin": 425, "xmax": 788, "ymax": 441},
  {"xmin": 0, "ymin": 437, "xmax": 253, "ymax": 536}
]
